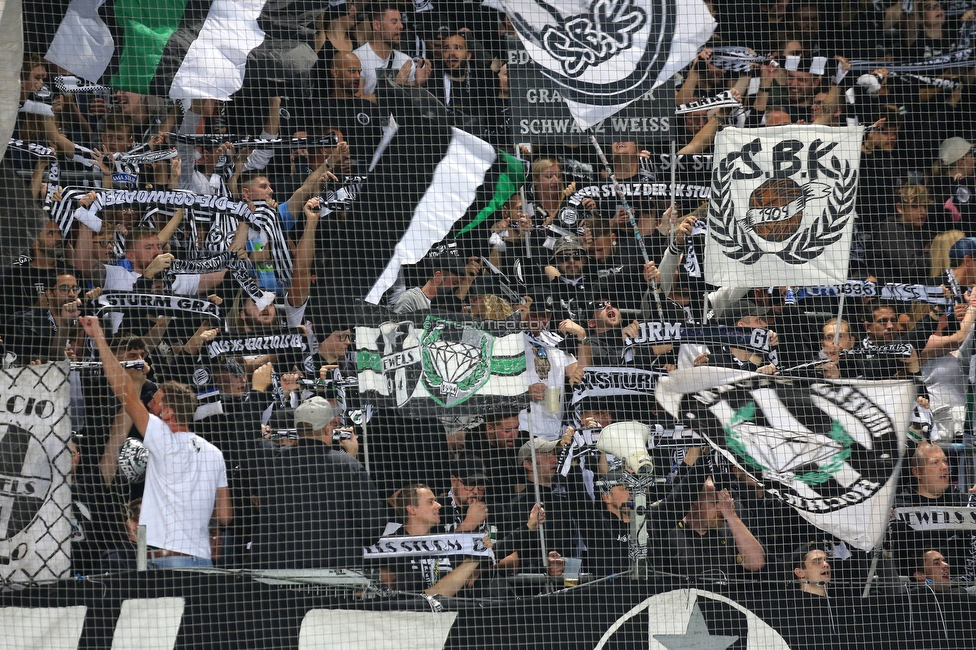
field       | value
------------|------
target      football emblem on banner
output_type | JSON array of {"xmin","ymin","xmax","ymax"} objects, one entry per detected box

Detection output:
[
  {"xmin": 657, "ymin": 367, "xmax": 913, "ymax": 551},
  {"xmin": 705, "ymin": 126, "xmax": 864, "ymax": 287},
  {"xmin": 502, "ymin": 0, "xmax": 715, "ymax": 128}
]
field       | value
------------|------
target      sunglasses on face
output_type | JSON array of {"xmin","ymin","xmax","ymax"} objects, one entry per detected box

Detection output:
[
  {"xmin": 591, "ymin": 301, "xmax": 613, "ymax": 312},
  {"xmin": 557, "ymin": 252, "xmax": 582, "ymax": 262}
]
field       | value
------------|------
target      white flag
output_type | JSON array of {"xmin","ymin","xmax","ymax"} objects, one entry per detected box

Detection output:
[
  {"xmin": 705, "ymin": 125, "xmax": 863, "ymax": 288},
  {"xmin": 656, "ymin": 367, "xmax": 912, "ymax": 551},
  {"xmin": 0, "ymin": 363, "xmax": 72, "ymax": 584},
  {"xmin": 502, "ymin": 0, "xmax": 715, "ymax": 129}
]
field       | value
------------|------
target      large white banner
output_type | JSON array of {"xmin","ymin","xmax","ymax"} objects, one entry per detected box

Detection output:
[
  {"xmin": 657, "ymin": 368, "xmax": 912, "ymax": 551},
  {"xmin": 705, "ymin": 125, "xmax": 863, "ymax": 288},
  {"xmin": 0, "ymin": 363, "xmax": 72, "ymax": 585}
]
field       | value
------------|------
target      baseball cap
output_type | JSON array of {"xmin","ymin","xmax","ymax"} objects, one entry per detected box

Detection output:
[
  {"xmin": 939, "ymin": 137, "xmax": 974, "ymax": 166},
  {"xmin": 719, "ymin": 298, "xmax": 771, "ymax": 325},
  {"xmin": 552, "ymin": 235, "xmax": 586, "ymax": 257},
  {"xmin": 451, "ymin": 457, "xmax": 489, "ymax": 485},
  {"xmin": 427, "ymin": 252, "xmax": 467, "ymax": 276},
  {"xmin": 294, "ymin": 396, "xmax": 339, "ymax": 430},
  {"xmin": 516, "ymin": 437, "xmax": 560, "ymax": 465},
  {"xmin": 467, "ymin": 273, "xmax": 505, "ymax": 297},
  {"xmin": 523, "ymin": 286, "xmax": 555, "ymax": 314},
  {"xmin": 949, "ymin": 236, "xmax": 976, "ymax": 262}
]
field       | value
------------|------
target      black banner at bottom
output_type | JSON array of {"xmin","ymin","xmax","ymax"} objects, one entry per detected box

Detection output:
[{"xmin": 0, "ymin": 571, "xmax": 970, "ymax": 649}]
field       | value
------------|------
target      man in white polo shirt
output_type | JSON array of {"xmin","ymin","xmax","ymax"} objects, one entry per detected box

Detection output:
[{"xmin": 81, "ymin": 315, "xmax": 232, "ymax": 568}]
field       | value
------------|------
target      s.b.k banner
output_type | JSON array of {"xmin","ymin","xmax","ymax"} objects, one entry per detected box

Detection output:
[
  {"xmin": 705, "ymin": 125, "xmax": 863, "ymax": 288},
  {"xmin": 657, "ymin": 368, "xmax": 913, "ymax": 551},
  {"xmin": 0, "ymin": 363, "xmax": 72, "ymax": 584}
]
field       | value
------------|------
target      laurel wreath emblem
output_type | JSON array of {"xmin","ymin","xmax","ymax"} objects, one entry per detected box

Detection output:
[
  {"xmin": 707, "ymin": 156, "xmax": 765, "ymax": 264},
  {"xmin": 708, "ymin": 155, "xmax": 858, "ymax": 265}
]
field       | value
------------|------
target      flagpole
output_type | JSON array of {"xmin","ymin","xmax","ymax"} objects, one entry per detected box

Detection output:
[
  {"xmin": 833, "ymin": 293, "xmax": 846, "ymax": 348},
  {"xmin": 513, "ymin": 141, "xmax": 532, "ymax": 261},
  {"xmin": 584, "ymin": 131, "xmax": 664, "ymax": 320},
  {"xmin": 669, "ymin": 139, "xmax": 678, "ymax": 245},
  {"xmin": 861, "ymin": 459, "xmax": 904, "ymax": 599},
  {"xmin": 526, "ymin": 428, "xmax": 549, "ymax": 571}
]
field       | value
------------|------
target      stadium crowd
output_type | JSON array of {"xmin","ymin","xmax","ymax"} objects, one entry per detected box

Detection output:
[{"xmin": 7, "ymin": 0, "xmax": 976, "ymax": 647}]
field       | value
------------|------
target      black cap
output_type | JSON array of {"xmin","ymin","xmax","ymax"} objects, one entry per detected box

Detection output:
[
  {"xmin": 468, "ymin": 273, "xmax": 504, "ymax": 297},
  {"xmin": 524, "ymin": 286, "xmax": 555, "ymax": 313},
  {"xmin": 719, "ymin": 298, "xmax": 771, "ymax": 325},
  {"xmin": 451, "ymin": 457, "xmax": 489, "ymax": 485}
]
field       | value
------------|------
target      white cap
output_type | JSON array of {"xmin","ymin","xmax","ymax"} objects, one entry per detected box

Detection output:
[
  {"xmin": 939, "ymin": 137, "xmax": 973, "ymax": 166},
  {"xmin": 295, "ymin": 397, "xmax": 339, "ymax": 430}
]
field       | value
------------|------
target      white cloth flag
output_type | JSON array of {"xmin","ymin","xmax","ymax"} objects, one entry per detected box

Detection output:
[
  {"xmin": 502, "ymin": 0, "xmax": 715, "ymax": 129},
  {"xmin": 656, "ymin": 367, "xmax": 912, "ymax": 551},
  {"xmin": 0, "ymin": 363, "xmax": 72, "ymax": 584},
  {"xmin": 705, "ymin": 125, "xmax": 864, "ymax": 288}
]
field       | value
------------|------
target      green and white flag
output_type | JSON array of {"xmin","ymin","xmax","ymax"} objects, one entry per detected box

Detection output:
[
  {"xmin": 43, "ymin": 0, "xmax": 317, "ymax": 99},
  {"xmin": 656, "ymin": 367, "xmax": 913, "ymax": 551},
  {"xmin": 355, "ymin": 314, "xmax": 528, "ymax": 416}
]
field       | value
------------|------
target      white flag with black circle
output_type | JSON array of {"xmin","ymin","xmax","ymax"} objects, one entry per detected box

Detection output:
[
  {"xmin": 0, "ymin": 364, "xmax": 72, "ymax": 584},
  {"xmin": 502, "ymin": 0, "xmax": 715, "ymax": 128},
  {"xmin": 705, "ymin": 125, "xmax": 863, "ymax": 288},
  {"xmin": 656, "ymin": 367, "xmax": 912, "ymax": 551}
]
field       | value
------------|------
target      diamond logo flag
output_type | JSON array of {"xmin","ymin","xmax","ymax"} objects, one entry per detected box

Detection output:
[{"xmin": 355, "ymin": 314, "xmax": 528, "ymax": 416}]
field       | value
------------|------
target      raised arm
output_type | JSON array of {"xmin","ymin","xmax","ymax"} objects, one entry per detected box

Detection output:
[
  {"xmin": 716, "ymin": 489, "xmax": 765, "ymax": 571},
  {"xmin": 79, "ymin": 316, "xmax": 150, "ymax": 435},
  {"xmin": 288, "ymin": 197, "xmax": 322, "ymax": 307}
]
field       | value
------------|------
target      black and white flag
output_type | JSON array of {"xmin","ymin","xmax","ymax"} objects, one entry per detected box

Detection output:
[
  {"xmin": 501, "ymin": 0, "xmax": 715, "ymax": 128},
  {"xmin": 0, "ymin": 364, "xmax": 72, "ymax": 584},
  {"xmin": 705, "ymin": 125, "xmax": 863, "ymax": 288},
  {"xmin": 656, "ymin": 367, "xmax": 913, "ymax": 550}
]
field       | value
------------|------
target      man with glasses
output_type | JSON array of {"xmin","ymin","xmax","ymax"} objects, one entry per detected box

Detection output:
[
  {"xmin": 442, "ymin": 458, "xmax": 490, "ymax": 534},
  {"xmin": 4, "ymin": 272, "xmax": 86, "ymax": 363},
  {"xmin": 546, "ymin": 235, "xmax": 590, "ymax": 320}
]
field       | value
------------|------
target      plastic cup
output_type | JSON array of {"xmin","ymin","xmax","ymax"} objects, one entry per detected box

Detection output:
[{"xmin": 563, "ymin": 557, "xmax": 582, "ymax": 587}]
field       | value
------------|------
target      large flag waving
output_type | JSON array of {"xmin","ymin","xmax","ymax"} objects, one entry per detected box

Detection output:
[
  {"xmin": 656, "ymin": 367, "xmax": 913, "ymax": 551},
  {"xmin": 502, "ymin": 0, "xmax": 715, "ymax": 128},
  {"xmin": 705, "ymin": 125, "xmax": 863, "ymax": 288},
  {"xmin": 43, "ymin": 0, "xmax": 319, "ymax": 99},
  {"xmin": 337, "ymin": 75, "xmax": 525, "ymax": 308}
]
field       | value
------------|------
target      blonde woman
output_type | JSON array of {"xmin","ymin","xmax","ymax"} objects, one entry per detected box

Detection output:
[
  {"xmin": 530, "ymin": 158, "xmax": 567, "ymax": 223},
  {"xmin": 928, "ymin": 229, "xmax": 965, "ymax": 281}
]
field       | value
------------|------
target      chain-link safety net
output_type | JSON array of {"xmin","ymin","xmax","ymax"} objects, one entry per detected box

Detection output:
[{"xmin": 3, "ymin": 0, "xmax": 976, "ymax": 648}]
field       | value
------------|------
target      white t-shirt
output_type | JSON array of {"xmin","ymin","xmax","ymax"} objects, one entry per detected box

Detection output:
[
  {"xmin": 519, "ymin": 331, "xmax": 575, "ymax": 441},
  {"xmin": 353, "ymin": 43, "xmax": 415, "ymax": 94},
  {"xmin": 141, "ymin": 414, "xmax": 228, "ymax": 559}
]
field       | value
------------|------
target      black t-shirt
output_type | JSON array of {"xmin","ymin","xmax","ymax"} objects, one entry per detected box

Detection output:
[
  {"xmin": 0, "ymin": 258, "xmax": 68, "ymax": 313},
  {"xmin": 319, "ymin": 99, "xmax": 384, "ymax": 173}
]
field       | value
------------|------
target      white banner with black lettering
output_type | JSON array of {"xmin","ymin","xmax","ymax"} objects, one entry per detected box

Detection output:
[
  {"xmin": 657, "ymin": 368, "xmax": 912, "ymax": 550},
  {"xmin": 364, "ymin": 533, "xmax": 495, "ymax": 560},
  {"xmin": 706, "ymin": 125, "xmax": 863, "ymax": 288},
  {"xmin": 0, "ymin": 363, "xmax": 72, "ymax": 584},
  {"xmin": 895, "ymin": 507, "xmax": 976, "ymax": 531}
]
